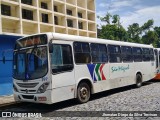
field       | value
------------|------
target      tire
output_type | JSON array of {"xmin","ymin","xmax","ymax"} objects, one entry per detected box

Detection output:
[
  {"xmin": 136, "ymin": 74, "xmax": 142, "ymax": 88},
  {"xmin": 77, "ymin": 82, "xmax": 90, "ymax": 103}
]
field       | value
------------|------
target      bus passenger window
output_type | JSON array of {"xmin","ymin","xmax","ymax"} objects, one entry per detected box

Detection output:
[
  {"xmin": 154, "ymin": 49, "xmax": 158, "ymax": 68},
  {"xmin": 133, "ymin": 47, "xmax": 142, "ymax": 62},
  {"xmin": 150, "ymin": 49, "xmax": 154, "ymax": 61},
  {"xmin": 142, "ymin": 48, "xmax": 150, "ymax": 61},
  {"xmin": 74, "ymin": 42, "xmax": 91, "ymax": 64},
  {"xmin": 51, "ymin": 44, "xmax": 73, "ymax": 74},
  {"xmin": 108, "ymin": 45, "xmax": 121, "ymax": 63},
  {"xmin": 90, "ymin": 43, "xmax": 108, "ymax": 63},
  {"xmin": 121, "ymin": 46, "xmax": 133, "ymax": 62}
]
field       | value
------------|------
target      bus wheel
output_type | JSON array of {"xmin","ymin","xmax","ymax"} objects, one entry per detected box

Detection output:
[
  {"xmin": 77, "ymin": 82, "xmax": 90, "ymax": 103},
  {"xmin": 136, "ymin": 74, "xmax": 142, "ymax": 88}
]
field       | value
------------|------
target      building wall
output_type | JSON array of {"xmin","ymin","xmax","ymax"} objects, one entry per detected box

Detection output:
[
  {"xmin": 0, "ymin": 0, "xmax": 97, "ymax": 37},
  {"xmin": 0, "ymin": 35, "xmax": 21, "ymax": 96},
  {"xmin": 0, "ymin": 0, "xmax": 97, "ymax": 95}
]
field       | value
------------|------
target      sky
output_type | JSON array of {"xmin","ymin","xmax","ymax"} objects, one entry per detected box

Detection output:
[{"xmin": 96, "ymin": 0, "xmax": 160, "ymax": 30}]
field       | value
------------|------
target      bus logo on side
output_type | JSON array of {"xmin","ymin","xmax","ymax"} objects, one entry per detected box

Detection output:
[{"xmin": 87, "ymin": 64, "xmax": 106, "ymax": 82}]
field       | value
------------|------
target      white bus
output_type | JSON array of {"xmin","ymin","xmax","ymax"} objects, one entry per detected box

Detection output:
[
  {"xmin": 13, "ymin": 33, "xmax": 156, "ymax": 104},
  {"xmin": 154, "ymin": 48, "xmax": 160, "ymax": 79}
]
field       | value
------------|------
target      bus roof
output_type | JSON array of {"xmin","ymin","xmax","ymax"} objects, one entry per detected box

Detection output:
[
  {"xmin": 16, "ymin": 32, "xmax": 153, "ymax": 48},
  {"xmin": 155, "ymin": 48, "xmax": 160, "ymax": 51},
  {"xmin": 51, "ymin": 33, "xmax": 153, "ymax": 48}
]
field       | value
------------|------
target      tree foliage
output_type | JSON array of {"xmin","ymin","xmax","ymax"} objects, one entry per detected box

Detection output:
[{"xmin": 97, "ymin": 13, "xmax": 159, "ymax": 47}]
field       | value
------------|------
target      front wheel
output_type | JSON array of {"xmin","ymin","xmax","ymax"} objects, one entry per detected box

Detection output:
[
  {"xmin": 136, "ymin": 74, "xmax": 142, "ymax": 88},
  {"xmin": 77, "ymin": 82, "xmax": 90, "ymax": 103}
]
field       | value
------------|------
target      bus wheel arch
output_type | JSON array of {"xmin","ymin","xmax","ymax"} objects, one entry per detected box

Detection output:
[
  {"xmin": 136, "ymin": 72, "xmax": 143, "ymax": 88},
  {"xmin": 76, "ymin": 79, "xmax": 93, "ymax": 103}
]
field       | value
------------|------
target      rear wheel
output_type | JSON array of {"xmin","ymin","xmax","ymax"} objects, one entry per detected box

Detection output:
[
  {"xmin": 77, "ymin": 82, "xmax": 90, "ymax": 103},
  {"xmin": 136, "ymin": 74, "xmax": 142, "ymax": 88}
]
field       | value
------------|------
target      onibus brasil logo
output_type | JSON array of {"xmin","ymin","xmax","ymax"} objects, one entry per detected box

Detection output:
[{"xmin": 87, "ymin": 64, "xmax": 106, "ymax": 82}]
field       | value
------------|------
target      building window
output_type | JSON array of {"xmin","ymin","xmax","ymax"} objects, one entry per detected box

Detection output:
[
  {"xmin": 41, "ymin": 2, "xmax": 48, "ymax": 9},
  {"xmin": 54, "ymin": 6, "xmax": 58, "ymax": 12},
  {"xmin": 1, "ymin": 4, "xmax": 11, "ymax": 16},
  {"xmin": 78, "ymin": 12, "xmax": 82, "ymax": 18},
  {"xmin": 21, "ymin": 0, "xmax": 32, "ymax": 5},
  {"xmin": 67, "ymin": 9, "xmax": 72, "ymax": 16},
  {"xmin": 74, "ymin": 42, "xmax": 91, "ymax": 64},
  {"xmin": 42, "ymin": 13, "xmax": 48, "ymax": 23},
  {"xmin": 54, "ymin": 16, "xmax": 58, "ymax": 25},
  {"xmin": 78, "ymin": 22, "xmax": 83, "ymax": 29},
  {"xmin": 67, "ymin": 19, "xmax": 73, "ymax": 27},
  {"xmin": 22, "ymin": 9, "xmax": 33, "ymax": 20}
]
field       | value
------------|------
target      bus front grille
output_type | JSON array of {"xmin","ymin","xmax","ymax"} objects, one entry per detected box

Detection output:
[
  {"xmin": 17, "ymin": 83, "xmax": 39, "ymax": 88},
  {"xmin": 22, "ymin": 95, "xmax": 34, "ymax": 99}
]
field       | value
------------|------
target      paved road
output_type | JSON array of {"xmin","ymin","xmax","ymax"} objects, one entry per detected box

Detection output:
[{"xmin": 1, "ymin": 80, "xmax": 160, "ymax": 119}]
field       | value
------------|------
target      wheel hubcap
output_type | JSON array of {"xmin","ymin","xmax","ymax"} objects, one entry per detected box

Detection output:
[{"xmin": 80, "ymin": 87, "xmax": 88, "ymax": 99}]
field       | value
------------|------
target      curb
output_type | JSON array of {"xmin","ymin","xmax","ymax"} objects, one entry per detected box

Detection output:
[
  {"xmin": 0, "ymin": 101, "xmax": 17, "ymax": 108},
  {"xmin": 0, "ymin": 95, "xmax": 17, "ymax": 108}
]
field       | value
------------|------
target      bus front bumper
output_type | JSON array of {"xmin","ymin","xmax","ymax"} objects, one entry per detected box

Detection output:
[{"xmin": 14, "ymin": 90, "xmax": 52, "ymax": 104}]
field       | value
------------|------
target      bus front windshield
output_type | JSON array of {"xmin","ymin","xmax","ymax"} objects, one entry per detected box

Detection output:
[{"xmin": 13, "ymin": 46, "xmax": 48, "ymax": 80}]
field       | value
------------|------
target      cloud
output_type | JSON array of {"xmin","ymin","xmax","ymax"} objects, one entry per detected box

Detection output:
[
  {"xmin": 109, "ymin": 0, "xmax": 140, "ymax": 12},
  {"xmin": 110, "ymin": 0, "xmax": 133, "ymax": 8},
  {"xmin": 121, "ymin": 6, "xmax": 160, "ymax": 29},
  {"xmin": 96, "ymin": 0, "xmax": 160, "ymax": 29},
  {"xmin": 99, "ymin": 3, "xmax": 110, "ymax": 8}
]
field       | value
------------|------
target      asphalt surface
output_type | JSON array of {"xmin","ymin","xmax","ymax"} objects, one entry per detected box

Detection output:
[{"xmin": 1, "ymin": 80, "xmax": 160, "ymax": 120}]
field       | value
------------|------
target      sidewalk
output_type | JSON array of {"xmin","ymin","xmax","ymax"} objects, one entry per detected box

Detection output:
[{"xmin": 0, "ymin": 95, "xmax": 16, "ymax": 107}]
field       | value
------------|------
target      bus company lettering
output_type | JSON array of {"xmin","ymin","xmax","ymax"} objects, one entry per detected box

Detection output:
[
  {"xmin": 87, "ymin": 64, "xmax": 106, "ymax": 82},
  {"xmin": 111, "ymin": 65, "xmax": 129, "ymax": 73}
]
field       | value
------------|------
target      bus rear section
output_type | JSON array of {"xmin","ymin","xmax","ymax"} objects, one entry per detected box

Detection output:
[{"xmin": 154, "ymin": 48, "xmax": 160, "ymax": 80}]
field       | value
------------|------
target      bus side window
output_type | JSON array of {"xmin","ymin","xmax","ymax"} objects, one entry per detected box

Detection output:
[
  {"xmin": 108, "ymin": 45, "xmax": 121, "ymax": 63},
  {"xmin": 90, "ymin": 43, "xmax": 108, "ymax": 63},
  {"xmin": 142, "ymin": 48, "xmax": 150, "ymax": 61},
  {"xmin": 154, "ymin": 49, "xmax": 158, "ymax": 68},
  {"xmin": 73, "ymin": 42, "xmax": 91, "ymax": 64},
  {"xmin": 150, "ymin": 48, "xmax": 154, "ymax": 61},
  {"xmin": 133, "ymin": 47, "xmax": 142, "ymax": 62},
  {"xmin": 51, "ymin": 44, "xmax": 73, "ymax": 74},
  {"xmin": 121, "ymin": 46, "xmax": 133, "ymax": 62}
]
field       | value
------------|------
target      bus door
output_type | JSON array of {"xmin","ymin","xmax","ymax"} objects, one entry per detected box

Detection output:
[{"xmin": 50, "ymin": 41, "xmax": 75, "ymax": 102}]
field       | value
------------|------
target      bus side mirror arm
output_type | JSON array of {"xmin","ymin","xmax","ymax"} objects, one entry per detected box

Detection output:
[{"xmin": 49, "ymin": 43, "xmax": 53, "ymax": 53}]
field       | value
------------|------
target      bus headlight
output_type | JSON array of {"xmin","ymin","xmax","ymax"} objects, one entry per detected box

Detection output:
[
  {"xmin": 37, "ymin": 82, "xmax": 50, "ymax": 93},
  {"xmin": 13, "ymin": 84, "xmax": 18, "ymax": 92}
]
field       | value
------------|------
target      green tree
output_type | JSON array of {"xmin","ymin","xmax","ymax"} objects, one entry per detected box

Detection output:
[
  {"xmin": 127, "ymin": 23, "xmax": 141, "ymax": 43},
  {"xmin": 97, "ymin": 13, "xmax": 127, "ymax": 41},
  {"xmin": 98, "ymin": 12, "xmax": 112, "ymax": 24},
  {"xmin": 141, "ymin": 19, "xmax": 154, "ymax": 33},
  {"xmin": 154, "ymin": 27, "xmax": 160, "ymax": 47},
  {"xmin": 112, "ymin": 15, "xmax": 120, "ymax": 25},
  {"xmin": 142, "ymin": 30, "xmax": 158, "ymax": 47}
]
